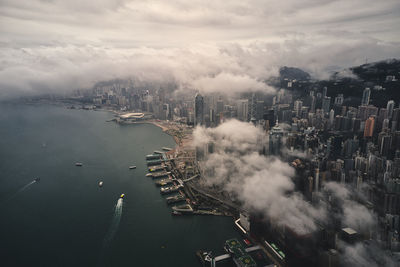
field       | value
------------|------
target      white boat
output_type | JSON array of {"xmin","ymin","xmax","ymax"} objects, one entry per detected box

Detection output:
[
  {"xmin": 99, "ymin": 181, "xmax": 103, "ymax": 187},
  {"xmin": 129, "ymin": 165, "xmax": 137, "ymax": 169}
]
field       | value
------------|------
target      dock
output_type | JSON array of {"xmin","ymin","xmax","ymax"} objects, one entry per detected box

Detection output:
[
  {"xmin": 166, "ymin": 194, "xmax": 186, "ymax": 204},
  {"xmin": 150, "ymin": 171, "xmax": 171, "ymax": 179}
]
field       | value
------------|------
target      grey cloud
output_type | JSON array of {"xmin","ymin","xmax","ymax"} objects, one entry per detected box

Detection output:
[
  {"xmin": 0, "ymin": 0, "xmax": 399, "ymax": 97},
  {"xmin": 324, "ymin": 182, "xmax": 376, "ymax": 232}
]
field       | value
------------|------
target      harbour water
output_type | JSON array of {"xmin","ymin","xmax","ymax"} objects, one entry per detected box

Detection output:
[{"xmin": 0, "ymin": 103, "xmax": 241, "ymax": 267}]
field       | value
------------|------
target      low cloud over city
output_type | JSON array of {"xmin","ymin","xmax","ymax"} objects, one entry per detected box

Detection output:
[{"xmin": 1, "ymin": 0, "xmax": 400, "ymax": 98}]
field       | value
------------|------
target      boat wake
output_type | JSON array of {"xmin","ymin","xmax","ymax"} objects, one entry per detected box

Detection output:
[
  {"xmin": 18, "ymin": 180, "xmax": 37, "ymax": 193},
  {"xmin": 103, "ymin": 198, "xmax": 123, "ymax": 247},
  {"xmin": 1, "ymin": 180, "xmax": 37, "ymax": 204},
  {"xmin": 98, "ymin": 198, "xmax": 124, "ymax": 266}
]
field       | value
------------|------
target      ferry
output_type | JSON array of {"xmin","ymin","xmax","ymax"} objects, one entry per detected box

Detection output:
[
  {"xmin": 120, "ymin": 193, "xmax": 125, "ymax": 199},
  {"xmin": 146, "ymin": 154, "xmax": 161, "ymax": 160},
  {"xmin": 155, "ymin": 179, "xmax": 173, "ymax": 186},
  {"xmin": 148, "ymin": 165, "xmax": 165, "ymax": 172},
  {"xmin": 99, "ymin": 181, "xmax": 103, "ymax": 187},
  {"xmin": 129, "ymin": 165, "xmax": 137, "ymax": 169},
  {"xmin": 75, "ymin": 162, "xmax": 83, "ymax": 166}
]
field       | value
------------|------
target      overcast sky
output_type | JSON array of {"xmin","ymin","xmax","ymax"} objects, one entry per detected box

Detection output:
[{"xmin": 1, "ymin": 0, "xmax": 399, "ymax": 98}]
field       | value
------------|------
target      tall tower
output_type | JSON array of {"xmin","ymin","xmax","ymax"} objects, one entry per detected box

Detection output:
[
  {"xmin": 363, "ymin": 116, "xmax": 375, "ymax": 137},
  {"xmin": 269, "ymin": 121, "xmax": 283, "ymax": 155},
  {"xmin": 387, "ymin": 100, "xmax": 395, "ymax": 119},
  {"xmin": 236, "ymin": 99, "xmax": 249, "ymax": 121},
  {"xmin": 194, "ymin": 93, "xmax": 204, "ymax": 126},
  {"xmin": 248, "ymin": 93, "xmax": 257, "ymax": 122},
  {"xmin": 361, "ymin": 88, "xmax": 371, "ymax": 106}
]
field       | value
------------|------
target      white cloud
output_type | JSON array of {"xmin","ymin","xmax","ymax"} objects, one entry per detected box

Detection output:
[{"xmin": 0, "ymin": 0, "xmax": 399, "ymax": 98}]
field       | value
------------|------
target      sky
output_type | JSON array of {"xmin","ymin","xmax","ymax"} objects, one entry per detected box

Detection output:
[{"xmin": 0, "ymin": 0, "xmax": 399, "ymax": 98}]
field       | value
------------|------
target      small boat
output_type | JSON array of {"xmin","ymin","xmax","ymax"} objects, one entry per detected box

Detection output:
[
  {"xmin": 172, "ymin": 211, "xmax": 182, "ymax": 216},
  {"xmin": 162, "ymin": 147, "xmax": 172, "ymax": 151},
  {"xmin": 120, "ymin": 193, "xmax": 125, "ymax": 199},
  {"xmin": 243, "ymin": 239, "xmax": 251, "ymax": 246},
  {"xmin": 129, "ymin": 166, "xmax": 136, "ymax": 169},
  {"xmin": 34, "ymin": 177, "xmax": 40, "ymax": 182},
  {"xmin": 75, "ymin": 162, "xmax": 83, "ymax": 166},
  {"xmin": 99, "ymin": 181, "xmax": 103, "ymax": 187},
  {"xmin": 146, "ymin": 173, "xmax": 153, "ymax": 177}
]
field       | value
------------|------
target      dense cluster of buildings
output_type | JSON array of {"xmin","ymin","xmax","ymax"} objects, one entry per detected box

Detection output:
[{"xmin": 79, "ymin": 75, "xmax": 400, "ymax": 266}]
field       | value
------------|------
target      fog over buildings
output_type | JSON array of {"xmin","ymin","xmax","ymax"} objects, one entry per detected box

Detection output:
[{"xmin": 2, "ymin": 1, "xmax": 400, "ymax": 267}]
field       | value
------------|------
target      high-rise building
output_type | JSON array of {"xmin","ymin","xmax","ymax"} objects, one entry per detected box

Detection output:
[
  {"xmin": 379, "ymin": 134, "xmax": 392, "ymax": 157},
  {"xmin": 387, "ymin": 100, "xmax": 395, "ymax": 119},
  {"xmin": 269, "ymin": 121, "xmax": 284, "ymax": 155},
  {"xmin": 236, "ymin": 99, "xmax": 249, "ymax": 121},
  {"xmin": 294, "ymin": 100, "xmax": 303, "ymax": 117},
  {"xmin": 310, "ymin": 95, "xmax": 316, "ymax": 113},
  {"xmin": 329, "ymin": 109, "xmax": 335, "ymax": 129},
  {"xmin": 361, "ymin": 88, "xmax": 371, "ymax": 106},
  {"xmin": 248, "ymin": 93, "xmax": 257, "ymax": 122},
  {"xmin": 216, "ymin": 99, "xmax": 224, "ymax": 114},
  {"xmin": 323, "ymin": 87, "xmax": 328, "ymax": 98},
  {"xmin": 194, "ymin": 93, "xmax": 204, "ymax": 126},
  {"xmin": 364, "ymin": 116, "xmax": 375, "ymax": 137},
  {"xmin": 322, "ymin": 97, "xmax": 331, "ymax": 114}
]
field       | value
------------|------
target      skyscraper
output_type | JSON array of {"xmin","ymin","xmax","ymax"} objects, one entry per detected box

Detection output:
[
  {"xmin": 387, "ymin": 100, "xmax": 395, "ymax": 119},
  {"xmin": 269, "ymin": 121, "xmax": 283, "ymax": 155},
  {"xmin": 322, "ymin": 97, "xmax": 331, "ymax": 114},
  {"xmin": 236, "ymin": 99, "xmax": 249, "ymax": 121},
  {"xmin": 364, "ymin": 116, "xmax": 375, "ymax": 137},
  {"xmin": 294, "ymin": 100, "xmax": 303, "ymax": 117},
  {"xmin": 194, "ymin": 93, "xmax": 204, "ymax": 126},
  {"xmin": 361, "ymin": 88, "xmax": 371, "ymax": 106},
  {"xmin": 248, "ymin": 93, "xmax": 257, "ymax": 122}
]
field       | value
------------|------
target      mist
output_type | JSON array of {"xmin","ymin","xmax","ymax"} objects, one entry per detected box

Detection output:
[
  {"xmin": 1, "ymin": 0, "xmax": 400, "ymax": 98},
  {"xmin": 193, "ymin": 119, "xmax": 382, "ymax": 238}
]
